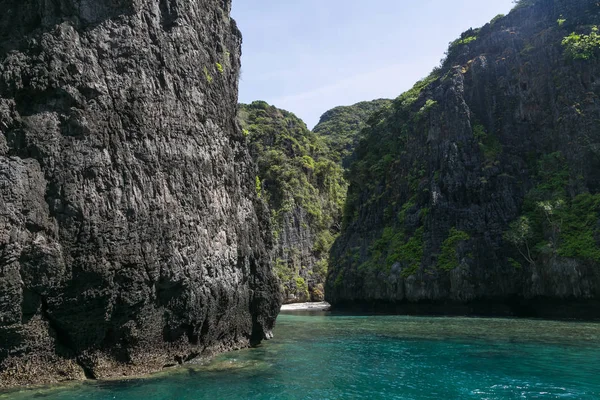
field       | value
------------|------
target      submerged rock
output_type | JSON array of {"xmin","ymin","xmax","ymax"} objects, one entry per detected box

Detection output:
[{"xmin": 0, "ymin": 0, "xmax": 280, "ymax": 388}]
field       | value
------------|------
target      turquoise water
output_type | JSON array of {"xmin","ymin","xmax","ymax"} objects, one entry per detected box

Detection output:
[{"xmin": 3, "ymin": 312, "xmax": 600, "ymax": 399}]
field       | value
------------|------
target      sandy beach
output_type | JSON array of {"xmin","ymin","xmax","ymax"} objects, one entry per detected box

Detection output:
[{"xmin": 280, "ymin": 302, "xmax": 331, "ymax": 311}]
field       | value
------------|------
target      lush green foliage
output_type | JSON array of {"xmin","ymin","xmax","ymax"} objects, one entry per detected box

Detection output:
[
  {"xmin": 342, "ymin": 72, "xmax": 440, "ymax": 228},
  {"xmin": 294, "ymin": 277, "xmax": 309, "ymax": 299},
  {"xmin": 395, "ymin": 74, "xmax": 439, "ymax": 110},
  {"xmin": 255, "ymin": 175, "xmax": 262, "ymax": 198},
  {"xmin": 504, "ymin": 216, "xmax": 535, "ymax": 265},
  {"xmin": 491, "ymin": 14, "xmax": 505, "ymax": 25},
  {"xmin": 444, "ymin": 28, "xmax": 480, "ymax": 65},
  {"xmin": 562, "ymin": 26, "xmax": 600, "ymax": 60},
  {"xmin": 557, "ymin": 194, "xmax": 600, "ymax": 262},
  {"xmin": 203, "ymin": 66, "xmax": 213, "ymax": 84},
  {"xmin": 239, "ymin": 101, "xmax": 347, "ymax": 296},
  {"xmin": 359, "ymin": 224, "xmax": 424, "ymax": 276},
  {"xmin": 313, "ymin": 99, "xmax": 392, "ymax": 167},
  {"xmin": 390, "ymin": 227, "xmax": 425, "ymax": 277},
  {"xmin": 473, "ymin": 122, "xmax": 502, "ymax": 163},
  {"xmin": 505, "ymin": 152, "xmax": 600, "ymax": 264},
  {"xmin": 437, "ymin": 228, "xmax": 471, "ymax": 271},
  {"xmin": 453, "ymin": 36, "xmax": 478, "ymax": 46}
]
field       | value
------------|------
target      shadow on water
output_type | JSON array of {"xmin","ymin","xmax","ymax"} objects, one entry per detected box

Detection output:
[{"xmin": 3, "ymin": 313, "xmax": 600, "ymax": 400}]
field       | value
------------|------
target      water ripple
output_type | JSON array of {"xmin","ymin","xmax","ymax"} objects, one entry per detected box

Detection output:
[{"xmin": 3, "ymin": 314, "xmax": 600, "ymax": 400}]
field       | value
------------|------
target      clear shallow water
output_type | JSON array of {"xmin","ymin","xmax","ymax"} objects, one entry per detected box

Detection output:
[{"xmin": 3, "ymin": 312, "xmax": 600, "ymax": 399}]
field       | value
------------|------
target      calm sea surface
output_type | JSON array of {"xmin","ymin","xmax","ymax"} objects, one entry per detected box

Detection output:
[{"xmin": 3, "ymin": 311, "xmax": 600, "ymax": 399}]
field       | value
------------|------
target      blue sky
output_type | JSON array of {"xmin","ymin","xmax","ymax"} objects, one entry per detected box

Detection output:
[{"xmin": 232, "ymin": 0, "xmax": 515, "ymax": 129}]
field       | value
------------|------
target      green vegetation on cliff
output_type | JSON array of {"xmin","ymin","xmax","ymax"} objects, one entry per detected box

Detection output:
[
  {"xmin": 562, "ymin": 26, "xmax": 600, "ymax": 60},
  {"xmin": 239, "ymin": 99, "xmax": 394, "ymax": 302},
  {"xmin": 313, "ymin": 99, "xmax": 392, "ymax": 167},
  {"xmin": 505, "ymin": 152, "xmax": 600, "ymax": 265},
  {"xmin": 239, "ymin": 101, "xmax": 346, "ymax": 302},
  {"xmin": 437, "ymin": 229, "xmax": 471, "ymax": 271},
  {"xmin": 326, "ymin": 0, "xmax": 600, "ymax": 308},
  {"xmin": 341, "ymin": 72, "xmax": 438, "ymax": 228}
]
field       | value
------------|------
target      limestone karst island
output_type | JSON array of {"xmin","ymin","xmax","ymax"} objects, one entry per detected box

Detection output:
[{"xmin": 1, "ymin": 0, "xmax": 600, "ymax": 398}]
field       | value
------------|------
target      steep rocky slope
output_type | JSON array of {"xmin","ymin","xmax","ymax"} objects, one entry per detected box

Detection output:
[
  {"xmin": 327, "ymin": 0, "xmax": 600, "ymax": 317},
  {"xmin": 239, "ymin": 101, "xmax": 346, "ymax": 303},
  {"xmin": 0, "ymin": 0, "xmax": 280, "ymax": 388},
  {"xmin": 313, "ymin": 99, "xmax": 392, "ymax": 168}
]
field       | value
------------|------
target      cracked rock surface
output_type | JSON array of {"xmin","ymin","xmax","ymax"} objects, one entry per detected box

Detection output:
[{"xmin": 0, "ymin": 0, "xmax": 280, "ymax": 388}]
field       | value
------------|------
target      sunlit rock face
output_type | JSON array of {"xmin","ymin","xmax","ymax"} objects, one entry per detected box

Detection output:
[
  {"xmin": 0, "ymin": 0, "xmax": 280, "ymax": 387},
  {"xmin": 327, "ymin": 0, "xmax": 600, "ymax": 317}
]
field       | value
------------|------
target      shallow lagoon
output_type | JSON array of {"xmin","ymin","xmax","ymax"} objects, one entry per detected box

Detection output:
[{"xmin": 3, "ymin": 311, "xmax": 600, "ymax": 399}]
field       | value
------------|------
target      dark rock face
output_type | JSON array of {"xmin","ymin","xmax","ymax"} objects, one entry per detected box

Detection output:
[
  {"xmin": 0, "ymin": 0, "xmax": 280, "ymax": 387},
  {"xmin": 275, "ymin": 205, "xmax": 325, "ymax": 304},
  {"xmin": 327, "ymin": 0, "xmax": 600, "ymax": 318}
]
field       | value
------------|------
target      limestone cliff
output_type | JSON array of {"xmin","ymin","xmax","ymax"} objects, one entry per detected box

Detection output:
[
  {"xmin": 239, "ymin": 102, "xmax": 346, "ymax": 303},
  {"xmin": 0, "ymin": 0, "xmax": 280, "ymax": 387},
  {"xmin": 327, "ymin": 0, "xmax": 600, "ymax": 318}
]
